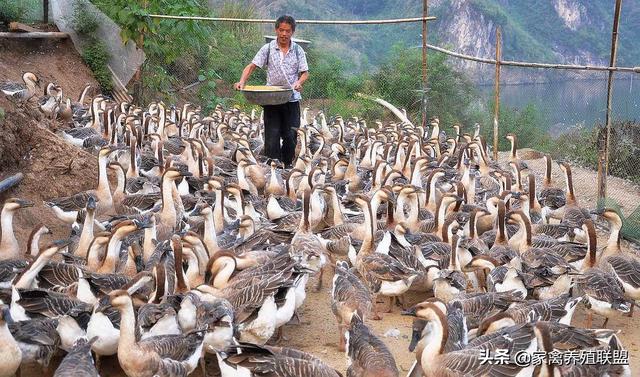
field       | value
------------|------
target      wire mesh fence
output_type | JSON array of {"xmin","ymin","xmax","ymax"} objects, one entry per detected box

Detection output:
[
  {"xmin": 2, "ymin": 0, "xmax": 51, "ymax": 24},
  {"xmin": 30, "ymin": 0, "xmax": 634, "ymax": 240}
]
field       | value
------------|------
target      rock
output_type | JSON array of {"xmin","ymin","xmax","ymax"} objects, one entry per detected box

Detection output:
[{"xmin": 383, "ymin": 328, "xmax": 401, "ymax": 338}]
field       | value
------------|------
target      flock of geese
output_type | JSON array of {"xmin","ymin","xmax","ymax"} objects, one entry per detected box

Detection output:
[{"xmin": 0, "ymin": 72, "xmax": 638, "ymax": 377}]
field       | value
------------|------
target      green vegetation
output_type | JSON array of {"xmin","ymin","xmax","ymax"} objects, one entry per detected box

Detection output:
[
  {"xmin": 0, "ymin": 107, "xmax": 5, "ymax": 121},
  {"xmin": 73, "ymin": 1, "xmax": 112, "ymax": 92},
  {"xmin": 552, "ymin": 121, "xmax": 640, "ymax": 183},
  {"xmin": 0, "ymin": 0, "xmax": 27, "ymax": 24}
]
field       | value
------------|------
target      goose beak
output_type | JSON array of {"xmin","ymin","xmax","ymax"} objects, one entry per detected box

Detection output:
[
  {"xmin": 53, "ymin": 238, "xmax": 72, "ymax": 249},
  {"xmin": 408, "ymin": 328, "xmax": 422, "ymax": 352},
  {"xmin": 589, "ymin": 208, "xmax": 604, "ymax": 216},
  {"xmin": 17, "ymin": 199, "xmax": 34, "ymax": 208},
  {"xmin": 95, "ymin": 296, "xmax": 110, "ymax": 313},
  {"xmin": 87, "ymin": 196, "xmax": 98, "ymax": 211}
]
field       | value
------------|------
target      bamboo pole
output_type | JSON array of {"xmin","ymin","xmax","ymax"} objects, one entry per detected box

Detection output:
[
  {"xmin": 426, "ymin": 43, "xmax": 640, "ymax": 73},
  {"xmin": 148, "ymin": 14, "xmax": 436, "ymax": 25},
  {"xmin": 421, "ymin": 0, "xmax": 428, "ymax": 129},
  {"xmin": 0, "ymin": 173, "xmax": 23, "ymax": 194},
  {"xmin": 0, "ymin": 32, "xmax": 68, "ymax": 39},
  {"xmin": 43, "ymin": 0, "xmax": 49, "ymax": 24},
  {"xmin": 600, "ymin": 0, "xmax": 623, "ymax": 200},
  {"xmin": 492, "ymin": 28, "xmax": 501, "ymax": 161}
]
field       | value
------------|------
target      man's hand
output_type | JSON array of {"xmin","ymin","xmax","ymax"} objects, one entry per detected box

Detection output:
[
  {"xmin": 234, "ymin": 81, "xmax": 245, "ymax": 90},
  {"xmin": 293, "ymin": 81, "xmax": 303, "ymax": 91}
]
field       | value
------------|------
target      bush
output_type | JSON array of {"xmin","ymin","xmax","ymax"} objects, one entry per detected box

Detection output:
[
  {"xmin": 0, "ymin": 107, "xmax": 5, "ymax": 121},
  {"xmin": 0, "ymin": 1, "xmax": 27, "ymax": 24},
  {"xmin": 72, "ymin": 1, "xmax": 99, "ymax": 35},
  {"xmin": 82, "ymin": 41, "xmax": 112, "ymax": 92}
]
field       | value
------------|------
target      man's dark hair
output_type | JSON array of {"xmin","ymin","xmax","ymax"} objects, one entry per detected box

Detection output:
[{"xmin": 275, "ymin": 15, "xmax": 296, "ymax": 32}]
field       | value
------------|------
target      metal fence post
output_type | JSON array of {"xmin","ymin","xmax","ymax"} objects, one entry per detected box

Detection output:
[
  {"xmin": 492, "ymin": 27, "xmax": 501, "ymax": 161},
  {"xmin": 421, "ymin": 0, "xmax": 428, "ymax": 128},
  {"xmin": 599, "ymin": 0, "xmax": 623, "ymax": 200}
]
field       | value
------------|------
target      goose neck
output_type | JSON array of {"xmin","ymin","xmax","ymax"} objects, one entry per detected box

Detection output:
[
  {"xmin": 115, "ymin": 299, "xmax": 137, "ymax": 351},
  {"xmin": 97, "ymin": 155, "xmax": 111, "ymax": 198},
  {"xmin": 213, "ymin": 188, "xmax": 225, "ymax": 235},
  {"xmin": 76, "ymin": 209, "xmax": 95, "ymax": 257},
  {"xmin": 160, "ymin": 175, "xmax": 177, "ymax": 220},
  {"xmin": 418, "ymin": 309, "xmax": 447, "ymax": 373},
  {"xmin": 606, "ymin": 220, "xmax": 622, "ymax": 254},
  {"xmin": 0, "ymin": 208, "xmax": 18, "ymax": 257}
]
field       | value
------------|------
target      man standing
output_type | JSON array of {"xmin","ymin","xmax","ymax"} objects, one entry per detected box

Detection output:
[{"xmin": 235, "ymin": 15, "xmax": 309, "ymax": 168}]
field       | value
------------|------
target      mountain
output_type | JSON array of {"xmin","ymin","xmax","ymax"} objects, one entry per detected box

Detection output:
[{"xmin": 210, "ymin": 0, "xmax": 640, "ymax": 83}]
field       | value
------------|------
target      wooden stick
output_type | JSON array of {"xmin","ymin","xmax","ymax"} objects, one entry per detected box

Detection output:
[
  {"xmin": 492, "ymin": 28, "xmax": 501, "ymax": 161},
  {"xmin": 602, "ymin": 0, "xmax": 623, "ymax": 200},
  {"xmin": 421, "ymin": 0, "xmax": 429, "ymax": 129},
  {"xmin": 0, "ymin": 173, "xmax": 24, "ymax": 194},
  {"xmin": 148, "ymin": 14, "xmax": 436, "ymax": 25},
  {"xmin": 9, "ymin": 22, "xmax": 42, "ymax": 32},
  {"xmin": 426, "ymin": 43, "xmax": 640, "ymax": 73},
  {"xmin": 0, "ymin": 32, "xmax": 68, "ymax": 39}
]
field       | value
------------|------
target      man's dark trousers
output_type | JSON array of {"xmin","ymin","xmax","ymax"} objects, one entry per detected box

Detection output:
[{"xmin": 263, "ymin": 101, "xmax": 300, "ymax": 166}]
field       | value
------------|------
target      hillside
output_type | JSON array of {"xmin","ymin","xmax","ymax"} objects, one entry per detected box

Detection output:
[{"xmin": 213, "ymin": 0, "xmax": 640, "ymax": 83}]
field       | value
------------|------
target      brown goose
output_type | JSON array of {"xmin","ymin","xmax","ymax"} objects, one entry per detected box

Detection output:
[
  {"xmin": 45, "ymin": 146, "xmax": 121, "ymax": 222},
  {"xmin": 224, "ymin": 343, "xmax": 343, "ymax": 377},
  {"xmin": 403, "ymin": 301, "xmax": 531, "ymax": 377},
  {"xmin": 594, "ymin": 208, "xmax": 640, "ymax": 316},
  {"xmin": 0, "ymin": 305, "xmax": 22, "ymax": 377},
  {"xmin": 345, "ymin": 314, "xmax": 398, "ymax": 377},
  {"xmin": 108, "ymin": 289, "xmax": 205, "ymax": 377},
  {"xmin": 290, "ymin": 190, "xmax": 327, "ymax": 290},
  {"xmin": 558, "ymin": 162, "xmax": 590, "ymax": 234},
  {"xmin": 1, "ymin": 72, "xmax": 40, "ymax": 101},
  {"xmin": 354, "ymin": 194, "xmax": 420, "ymax": 319},
  {"xmin": 53, "ymin": 337, "xmax": 99, "ymax": 377},
  {"xmin": 538, "ymin": 154, "xmax": 566, "ymax": 223},
  {"xmin": 331, "ymin": 260, "xmax": 372, "ymax": 351},
  {"xmin": 577, "ymin": 219, "xmax": 636, "ymax": 328}
]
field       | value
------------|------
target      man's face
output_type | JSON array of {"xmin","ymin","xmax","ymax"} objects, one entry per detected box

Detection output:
[{"xmin": 276, "ymin": 22, "xmax": 293, "ymax": 45}]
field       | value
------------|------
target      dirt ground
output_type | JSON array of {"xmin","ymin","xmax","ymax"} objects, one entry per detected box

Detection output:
[{"xmin": 3, "ymin": 36, "xmax": 640, "ymax": 376}]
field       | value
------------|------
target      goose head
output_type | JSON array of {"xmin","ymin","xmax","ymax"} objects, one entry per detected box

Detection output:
[
  {"xmin": 592, "ymin": 207, "xmax": 623, "ymax": 228},
  {"xmin": 23, "ymin": 72, "xmax": 40, "ymax": 87},
  {"xmin": 107, "ymin": 289, "xmax": 132, "ymax": 308},
  {"xmin": 163, "ymin": 167, "xmax": 192, "ymax": 182},
  {"xmin": 37, "ymin": 239, "xmax": 71, "ymax": 259},
  {"xmin": 2, "ymin": 198, "xmax": 34, "ymax": 212}
]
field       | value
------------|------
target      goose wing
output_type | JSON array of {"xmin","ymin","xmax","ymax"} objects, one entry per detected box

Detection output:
[
  {"xmin": 437, "ymin": 347, "xmax": 523, "ymax": 377},
  {"xmin": 544, "ymin": 321, "xmax": 617, "ymax": 349},
  {"xmin": 9, "ymin": 317, "xmax": 60, "ymax": 347},
  {"xmin": 605, "ymin": 254, "xmax": 640, "ymax": 289},
  {"xmin": 538, "ymin": 187, "xmax": 566, "ymax": 209},
  {"xmin": 332, "ymin": 263, "xmax": 372, "ymax": 319},
  {"xmin": 320, "ymin": 223, "xmax": 357, "ymax": 240},
  {"xmin": 467, "ymin": 323, "xmax": 534, "ymax": 353},
  {"xmin": 17, "ymin": 289, "xmax": 92, "ymax": 317},
  {"xmin": 225, "ymin": 343, "xmax": 342, "ymax": 377},
  {"xmin": 46, "ymin": 192, "xmax": 94, "ymax": 212},
  {"xmin": 37, "ymin": 263, "xmax": 82, "ymax": 292},
  {"xmin": 361, "ymin": 253, "xmax": 418, "ymax": 282},
  {"xmin": 0, "ymin": 259, "xmax": 28, "ymax": 285},
  {"xmin": 121, "ymin": 192, "xmax": 162, "ymax": 212},
  {"xmin": 63, "ymin": 127, "xmax": 100, "ymax": 139},
  {"xmin": 0, "ymin": 81, "xmax": 26, "ymax": 96},
  {"xmin": 578, "ymin": 268, "xmax": 629, "ymax": 308},
  {"xmin": 139, "ymin": 331, "xmax": 204, "ymax": 362}
]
